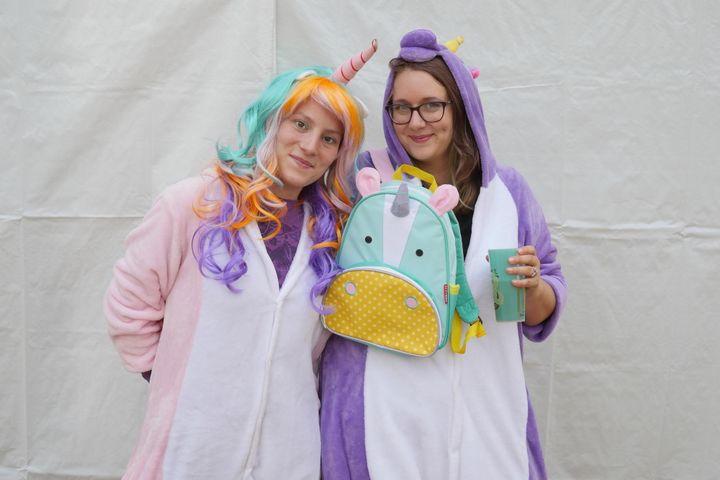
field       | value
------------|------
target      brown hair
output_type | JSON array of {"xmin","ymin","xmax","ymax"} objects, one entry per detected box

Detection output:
[{"xmin": 388, "ymin": 57, "xmax": 482, "ymax": 214}]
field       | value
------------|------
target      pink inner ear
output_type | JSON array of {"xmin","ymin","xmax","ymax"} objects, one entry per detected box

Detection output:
[
  {"xmin": 355, "ymin": 167, "xmax": 382, "ymax": 197},
  {"xmin": 428, "ymin": 184, "xmax": 459, "ymax": 214}
]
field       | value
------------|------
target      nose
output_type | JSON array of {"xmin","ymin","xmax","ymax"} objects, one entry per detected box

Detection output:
[
  {"xmin": 407, "ymin": 109, "xmax": 427, "ymax": 128},
  {"xmin": 299, "ymin": 134, "xmax": 321, "ymax": 155}
]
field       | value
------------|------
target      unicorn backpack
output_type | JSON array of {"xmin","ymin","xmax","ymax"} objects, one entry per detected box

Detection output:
[{"xmin": 322, "ymin": 160, "xmax": 485, "ymax": 357}]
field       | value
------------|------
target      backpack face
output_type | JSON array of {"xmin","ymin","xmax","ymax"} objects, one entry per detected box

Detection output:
[
  {"xmin": 337, "ymin": 189, "xmax": 453, "ymax": 309},
  {"xmin": 323, "ymin": 169, "xmax": 460, "ymax": 356}
]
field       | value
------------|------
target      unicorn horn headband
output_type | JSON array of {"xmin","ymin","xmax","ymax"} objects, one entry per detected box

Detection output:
[
  {"xmin": 328, "ymin": 39, "xmax": 378, "ymax": 118},
  {"xmin": 332, "ymin": 39, "xmax": 378, "ymax": 84}
]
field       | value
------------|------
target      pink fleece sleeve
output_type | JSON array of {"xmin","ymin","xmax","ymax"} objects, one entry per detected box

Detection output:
[{"xmin": 103, "ymin": 188, "xmax": 191, "ymax": 373}]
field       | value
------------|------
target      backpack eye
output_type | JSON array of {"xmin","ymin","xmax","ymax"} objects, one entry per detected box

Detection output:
[
  {"xmin": 365, "ymin": 236, "xmax": 373, "ymax": 244},
  {"xmin": 415, "ymin": 249, "xmax": 424, "ymax": 257}
]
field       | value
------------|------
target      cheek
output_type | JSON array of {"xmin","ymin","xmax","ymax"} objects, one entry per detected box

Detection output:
[
  {"xmin": 439, "ymin": 121, "xmax": 453, "ymax": 144},
  {"xmin": 275, "ymin": 130, "xmax": 292, "ymax": 151},
  {"xmin": 441, "ymin": 126, "xmax": 452, "ymax": 142},
  {"xmin": 318, "ymin": 145, "xmax": 340, "ymax": 167},
  {"xmin": 325, "ymin": 149, "xmax": 340, "ymax": 166},
  {"xmin": 395, "ymin": 126, "xmax": 412, "ymax": 147}
]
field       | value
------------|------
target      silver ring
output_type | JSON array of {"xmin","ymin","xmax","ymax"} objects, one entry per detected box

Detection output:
[{"xmin": 529, "ymin": 267, "xmax": 537, "ymax": 278}]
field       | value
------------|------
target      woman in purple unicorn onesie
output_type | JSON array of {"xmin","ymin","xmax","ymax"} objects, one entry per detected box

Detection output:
[
  {"xmin": 320, "ymin": 30, "xmax": 567, "ymax": 480},
  {"xmin": 104, "ymin": 41, "xmax": 377, "ymax": 480}
]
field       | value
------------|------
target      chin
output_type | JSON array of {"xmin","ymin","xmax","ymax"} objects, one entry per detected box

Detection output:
[
  {"xmin": 288, "ymin": 175, "xmax": 317, "ymax": 192},
  {"xmin": 407, "ymin": 151, "xmax": 435, "ymax": 164}
]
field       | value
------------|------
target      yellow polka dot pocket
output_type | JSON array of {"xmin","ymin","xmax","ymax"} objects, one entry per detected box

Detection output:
[{"xmin": 323, "ymin": 268, "xmax": 441, "ymax": 356}]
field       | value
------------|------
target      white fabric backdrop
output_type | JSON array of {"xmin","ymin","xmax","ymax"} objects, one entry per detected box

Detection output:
[{"xmin": 2, "ymin": 1, "xmax": 718, "ymax": 479}]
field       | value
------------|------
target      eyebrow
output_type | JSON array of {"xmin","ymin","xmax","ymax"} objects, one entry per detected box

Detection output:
[
  {"xmin": 292, "ymin": 113, "xmax": 342, "ymax": 136},
  {"xmin": 390, "ymin": 96, "xmax": 448, "ymax": 104}
]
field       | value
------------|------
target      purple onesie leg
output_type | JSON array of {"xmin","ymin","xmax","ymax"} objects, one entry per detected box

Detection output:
[
  {"xmin": 526, "ymin": 389, "xmax": 548, "ymax": 480},
  {"xmin": 320, "ymin": 335, "xmax": 371, "ymax": 480}
]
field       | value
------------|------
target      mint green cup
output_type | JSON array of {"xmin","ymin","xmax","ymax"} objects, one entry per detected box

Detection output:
[{"xmin": 488, "ymin": 248, "xmax": 526, "ymax": 322}]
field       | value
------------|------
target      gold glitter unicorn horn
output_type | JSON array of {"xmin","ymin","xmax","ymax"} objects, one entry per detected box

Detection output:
[{"xmin": 444, "ymin": 35, "xmax": 464, "ymax": 53}]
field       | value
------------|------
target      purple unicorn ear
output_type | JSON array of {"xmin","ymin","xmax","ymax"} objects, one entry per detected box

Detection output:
[{"xmin": 332, "ymin": 39, "xmax": 378, "ymax": 84}]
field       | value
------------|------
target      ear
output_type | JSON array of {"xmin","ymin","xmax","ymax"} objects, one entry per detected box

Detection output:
[
  {"xmin": 428, "ymin": 184, "xmax": 459, "ymax": 214},
  {"xmin": 356, "ymin": 167, "xmax": 382, "ymax": 197}
]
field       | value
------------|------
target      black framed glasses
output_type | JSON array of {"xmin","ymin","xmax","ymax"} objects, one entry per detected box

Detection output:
[{"xmin": 385, "ymin": 101, "xmax": 452, "ymax": 125}]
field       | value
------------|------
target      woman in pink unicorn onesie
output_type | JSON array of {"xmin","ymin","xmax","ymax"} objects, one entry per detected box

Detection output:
[{"xmin": 104, "ymin": 41, "xmax": 377, "ymax": 479}]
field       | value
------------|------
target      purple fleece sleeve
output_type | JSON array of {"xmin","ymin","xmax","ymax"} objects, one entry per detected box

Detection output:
[
  {"xmin": 496, "ymin": 165, "xmax": 567, "ymax": 342},
  {"xmin": 344, "ymin": 151, "xmax": 375, "ymax": 202},
  {"xmin": 355, "ymin": 150, "xmax": 374, "ymax": 171}
]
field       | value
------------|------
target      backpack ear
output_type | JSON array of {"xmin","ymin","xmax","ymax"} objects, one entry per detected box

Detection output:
[
  {"xmin": 428, "ymin": 184, "xmax": 460, "ymax": 214},
  {"xmin": 356, "ymin": 167, "xmax": 382, "ymax": 197}
]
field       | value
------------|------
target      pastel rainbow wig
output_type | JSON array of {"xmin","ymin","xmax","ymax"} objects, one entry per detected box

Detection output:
[{"xmin": 193, "ymin": 66, "xmax": 364, "ymax": 312}]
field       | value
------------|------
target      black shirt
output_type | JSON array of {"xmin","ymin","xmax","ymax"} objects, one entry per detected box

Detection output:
[{"xmin": 455, "ymin": 208, "xmax": 474, "ymax": 258}]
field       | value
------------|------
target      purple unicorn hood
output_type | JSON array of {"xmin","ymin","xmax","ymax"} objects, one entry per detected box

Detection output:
[{"xmin": 383, "ymin": 29, "xmax": 497, "ymax": 187}]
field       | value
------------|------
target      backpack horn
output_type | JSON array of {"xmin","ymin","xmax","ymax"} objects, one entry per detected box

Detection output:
[{"xmin": 390, "ymin": 183, "xmax": 410, "ymax": 217}]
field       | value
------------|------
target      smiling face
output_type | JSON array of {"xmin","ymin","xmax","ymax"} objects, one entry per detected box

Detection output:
[
  {"xmin": 273, "ymin": 99, "xmax": 344, "ymax": 200},
  {"xmin": 390, "ymin": 69, "xmax": 454, "ymax": 174}
]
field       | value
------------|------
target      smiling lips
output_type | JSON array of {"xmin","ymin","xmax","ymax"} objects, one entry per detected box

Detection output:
[
  {"xmin": 409, "ymin": 134, "xmax": 433, "ymax": 144},
  {"xmin": 291, "ymin": 154, "xmax": 314, "ymax": 169}
]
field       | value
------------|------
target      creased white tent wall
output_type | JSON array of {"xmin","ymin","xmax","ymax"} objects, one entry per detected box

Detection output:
[{"xmin": 1, "ymin": 1, "xmax": 718, "ymax": 479}]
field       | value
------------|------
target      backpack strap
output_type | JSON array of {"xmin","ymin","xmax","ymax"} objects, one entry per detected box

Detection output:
[
  {"xmin": 447, "ymin": 210, "xmax": 485, "ymax": 353},
  {"xmin": 367, "ymin": 148, "xmax": 395, "ymax": 182},
  {"xmin": 451, "ymin": 312, "xmax": 485, "ymax": 354},
  {"xmin": 448, "ymin": 211, "xmax": 481, "ymax": 324}
]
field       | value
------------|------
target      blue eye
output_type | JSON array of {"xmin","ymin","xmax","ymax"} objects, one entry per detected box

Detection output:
[{"xmin": 420, "ymin": 102, "xmax": 443, "ymax": 113}]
